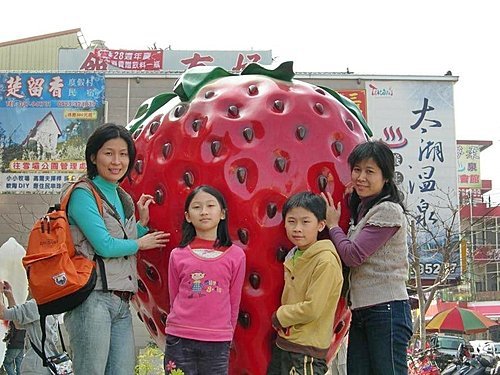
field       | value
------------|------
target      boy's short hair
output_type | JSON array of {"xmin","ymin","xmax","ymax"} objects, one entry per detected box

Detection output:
[{"xmin": 282, "ymin": 192, "xmax": 326, "ymax": 221}]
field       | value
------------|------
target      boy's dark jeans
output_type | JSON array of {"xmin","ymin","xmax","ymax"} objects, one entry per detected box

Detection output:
[
  {"xmin": 164, "ymin": 334, "xmax": 230, "ymax": 374},
  {"xmin": 267, "ymin": 344, "xmax": 327, "ymax": 375}
]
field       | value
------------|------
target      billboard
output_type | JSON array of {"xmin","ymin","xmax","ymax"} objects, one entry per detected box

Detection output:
[
  {"xmin": 59, "ymin": 49, "xmax": 273, "ymax": 72},
  {"xmin": 457, "ymin": 143, "xmax": 482, "ymax": 189},
  {"xmin": 0, "ymin": 72, "xmax": 105, "ymax": 193},
  {"xmin": 366, "ymin": 80, "xmax": 460, "ymax": 284}
]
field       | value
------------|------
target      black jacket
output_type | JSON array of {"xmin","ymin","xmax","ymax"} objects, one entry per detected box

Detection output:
[{"xmin": 4, "ymin": 321, "xmax": 26, "ymax": 349}]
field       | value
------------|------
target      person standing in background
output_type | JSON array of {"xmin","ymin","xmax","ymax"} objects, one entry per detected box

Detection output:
[
  {"xmin": 0, "ymin": 281, "xmax": 59, "ymax": 375},
  {"xmin": 329, "ymin": 334, "xmax": 347, "ymax": 375},
  {"xmin": 1, "ymin": 321, "xmax": 25, "ymax": 375}
]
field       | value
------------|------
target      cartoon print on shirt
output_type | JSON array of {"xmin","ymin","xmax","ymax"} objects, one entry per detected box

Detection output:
[
  {"xmin": 188, "ymin": 269, "xmax": 223, "ymax": 298},
  {"xmin": 189, "ymin": 270, "xmax": 206, "ymax": 298}
]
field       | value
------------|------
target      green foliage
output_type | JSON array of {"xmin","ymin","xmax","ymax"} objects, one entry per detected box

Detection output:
[
  {"xmin": 135, "ymin": 343, "xmax": 164, "ymax": 375},
  {"xmin": 56, "ymin": 137, "xmax": 86, "ymax": 160}
]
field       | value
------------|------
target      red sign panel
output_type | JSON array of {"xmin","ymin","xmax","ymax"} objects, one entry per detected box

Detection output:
[
  {"xmin": 337, "ymin": 89, "xmax": 367, "ymax": 120},
  {"xmin": 80, "ymin": 49, "xmax": 163, "ymax": 71}
]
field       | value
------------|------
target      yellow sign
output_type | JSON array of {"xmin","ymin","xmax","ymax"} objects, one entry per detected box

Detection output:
[
  {"xmin": 9, "ymin": 160, "xmax": 86, "ymax": 172},
  {"xmin": 64, "ymin": 110, "xmax": 97, "ymax": 120}
]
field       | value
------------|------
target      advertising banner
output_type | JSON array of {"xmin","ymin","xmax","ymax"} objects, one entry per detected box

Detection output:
[
  {"xmin": 0, "ymin": 72, "xmax": 105, "ymax": 193},
  {"xmin": 366, "ymin": 80, "xmax": 460, "ymax": 284},
  {"xmin": 59, "ymin": 49, "xmax": 273, "ymax": 72},
  {"xmin": 457, "ymin": 144, "xmax": 482, "ymax": 189}
]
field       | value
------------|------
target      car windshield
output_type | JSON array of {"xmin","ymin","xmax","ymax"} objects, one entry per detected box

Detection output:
[{"xmin": 438, "ymin": 337, "xmax": 464, "ymax": 350}]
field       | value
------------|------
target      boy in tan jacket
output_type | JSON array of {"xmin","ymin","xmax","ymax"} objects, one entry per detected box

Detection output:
[{"xmin": 267, "ymin": 192, "xmax": 343, "ymax": 375}]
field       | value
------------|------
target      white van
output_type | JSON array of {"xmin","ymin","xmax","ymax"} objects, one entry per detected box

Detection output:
[
  {"xmin": 470, "ymin": 339, "xmax": 494, "ymax": 354},
  {"xmin": 482, "ymin": 342, "xmax": 500, "ymax": 359}
]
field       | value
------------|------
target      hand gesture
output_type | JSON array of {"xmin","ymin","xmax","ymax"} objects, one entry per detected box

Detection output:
[
  {"xmin": 137, "ymin": 194, "xmax": 155, "ymax": 227},
  {"xmin": 1, "ymin": 280, "xmax": 13, "ymax": 295},
  {"xmin": 137, "ymin": 231, "xmax": 171, "ymax": 250},
  {"xmin": 320, "ymin": 191, "xmax": 341, "ymax": 229},
  {"xmin": 0, "ymin": 293, "xmax": 5, "ymax": 318}
]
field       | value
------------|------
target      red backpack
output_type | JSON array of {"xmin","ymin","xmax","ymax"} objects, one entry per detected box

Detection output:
[{"xmin": 22, "ymin": 179, "xmax": 103, "ymax": 316}]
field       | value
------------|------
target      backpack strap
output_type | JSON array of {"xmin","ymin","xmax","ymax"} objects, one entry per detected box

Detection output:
[
  {"xmin": 83, "ymin": 179, "xmax": 133, "ymax": 293},
  {"xmin": 60, "ymin": 177, "xmax": 110, "ymax": 291},
  {"xmin": 31, "ymin": 315, "xmax": 66, "ymax": 373},
  {"xmin": 85, "ymin": 178, "xmax": 127, "ymax": 229},
  {"xmin": 59, "ymin": 177, "xmax": 104, "ymax": 215}
]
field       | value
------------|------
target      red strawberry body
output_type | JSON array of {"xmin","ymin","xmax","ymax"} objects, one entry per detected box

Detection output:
[{"xmin": 123, "ymin": 62, "xmax": 369, "ymax": 374}]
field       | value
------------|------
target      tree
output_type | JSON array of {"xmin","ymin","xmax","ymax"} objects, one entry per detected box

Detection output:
[{"xmin": 405, "ymin": 187, "xmax": 461, "ymax": 344}]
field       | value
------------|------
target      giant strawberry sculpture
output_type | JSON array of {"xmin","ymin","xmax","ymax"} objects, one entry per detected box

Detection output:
[{"xmin": 122, "ymin": 62, "xmax": 372, "ymax": 374}]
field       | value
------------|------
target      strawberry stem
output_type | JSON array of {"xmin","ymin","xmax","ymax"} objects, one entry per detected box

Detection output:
[
  {"xmin": 128, "ymin": 93, "xmax": 177, "ymax": 133},
  {"xmin": 319, "ymin": 85, "xmax": 373, "ymax": 137},
  {"xmin": 241, "ymin": 61, "xmax": 295, "ymax": 82},
  {"xmin": 174, "ymin": 66, "xmax": 234, "ymax": 102}
]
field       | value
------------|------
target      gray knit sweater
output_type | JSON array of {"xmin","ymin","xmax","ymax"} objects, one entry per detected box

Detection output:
[{"xmin": 348, "ymin": 201, "xmax": 409, "ymax": 309}]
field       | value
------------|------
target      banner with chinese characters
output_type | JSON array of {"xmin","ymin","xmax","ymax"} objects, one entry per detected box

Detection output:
[
  {"xmin": 79, "ymin": 49, "xmax": 163, "ymax": 71},
  {"xmin": 366, "ymin": 80, "xmax": 460, "ymax": 284},
  {"xmin": 59, "ymin": 49, "xmax": 273, "ymax": 72},
  {"xmin": 457, "ymin": 144, "xmax": 482, "ymax": 189},
  {"xmin": 0, "ymin": 72, "xmax": 105, "ymax": 193}
]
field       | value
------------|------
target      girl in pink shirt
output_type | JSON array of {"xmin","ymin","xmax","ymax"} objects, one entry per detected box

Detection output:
[{"xmin": 164, "ymin": 185, "xmax": 246, "ymax": 375}]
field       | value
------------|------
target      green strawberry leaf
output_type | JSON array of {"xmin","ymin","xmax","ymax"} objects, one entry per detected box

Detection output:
[
  {"xmin": 241, "ymin": 61, "xmax": 295, "ymax": 82},
  {"xmin": 174, "ymin": 66, "xmax": 234, "ymax": 102},
  {"xmin": 319, "ymin": 85, "xmax": 373, "ymax": 137},
  {"xmin": 127, "ymin": 93, "xmax": 177, "ymax": 133}
]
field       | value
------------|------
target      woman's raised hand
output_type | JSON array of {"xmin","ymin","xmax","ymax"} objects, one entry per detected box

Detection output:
[
  {"xmin": 137, "ymin": 194, "xmax": 155, "ymax": 227},
  {"xmin": 320, "ymin": 191, "xmax": 341, "ymax": 230}
]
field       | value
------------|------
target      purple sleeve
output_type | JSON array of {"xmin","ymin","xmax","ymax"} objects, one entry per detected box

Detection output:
[{"xmin": 329, "ymin": 225, "xmax": 399, "ymax": 267}]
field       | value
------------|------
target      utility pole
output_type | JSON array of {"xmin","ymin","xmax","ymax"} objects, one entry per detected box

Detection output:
[{"xmin": 468, "ymin": 189, "xmax": 475, "ymax": 299}]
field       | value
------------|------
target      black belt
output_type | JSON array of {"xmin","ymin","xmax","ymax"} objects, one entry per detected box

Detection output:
[{"xmin": 112, "ymin": 290, "xmax": 134, "ymax": 302}]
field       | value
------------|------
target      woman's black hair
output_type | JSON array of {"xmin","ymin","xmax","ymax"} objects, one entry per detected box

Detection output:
[
  {"xmin": 85, "ymin": 123, "xmax": 136, "ymax": 182},
  {"xmin": 348, "ymin": 140, "xmax": 405, "ymax": 223},
  {"xmin": 282, "ymin": 191, "xmax": 326, "ymax": 222},
  {"xmin": 179, "ymin": 185, "xmax": 232, "ymax": 248}
]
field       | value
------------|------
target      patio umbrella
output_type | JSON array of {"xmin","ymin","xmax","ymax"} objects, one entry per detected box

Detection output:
[{"xmin": 426, "ymin": 306, "xmax": 498, "ymax": 334}]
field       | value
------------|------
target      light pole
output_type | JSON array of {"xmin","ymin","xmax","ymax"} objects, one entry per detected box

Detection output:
[{"xmin": 468, "ymin": 189, "xmax": 475, "ymax": 299}]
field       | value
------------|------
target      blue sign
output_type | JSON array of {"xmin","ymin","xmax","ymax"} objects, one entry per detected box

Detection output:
[
  {"xmin": 0, "ymin": 73, "xmax": 105, "ymax": 193},
  {"xmin": 0, "ymin": 72, "xmax": 104, "ymax": 108}
]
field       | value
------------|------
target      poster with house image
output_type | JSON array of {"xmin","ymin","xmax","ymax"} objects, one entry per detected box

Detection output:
[{"xmin": 0, "ymin": 72, "xmax": 105, "ymax": 193}]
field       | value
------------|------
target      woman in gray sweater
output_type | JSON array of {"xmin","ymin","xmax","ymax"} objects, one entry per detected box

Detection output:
[{"xmin": 322, "ymin": 141, "xmax": 412, "ymax": 375}]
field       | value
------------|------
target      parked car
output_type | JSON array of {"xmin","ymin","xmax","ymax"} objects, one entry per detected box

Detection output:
[
  {"xmin": 482, "ymin": 342, "xmax": 500, "ymax": 359},
  {"xmin": 470, "ymin": 339, "xmax": 494, "ymax": 354},
  {"xmin": 429, "ymin": 334, "xmax": 470, "ymax": 370}
]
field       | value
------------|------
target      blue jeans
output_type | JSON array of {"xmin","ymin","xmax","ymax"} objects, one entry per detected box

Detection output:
[
  {"xmin": 347, "ymin": 300, "xmax": 413, "ymax": 375},
  {"xmin": 164, "ymin": 335, "xmax": 230, "ymax": 374},
  {"xmin": 64, "ymin": 290, "xmax": 135, "ymax": 375},
  {"xmin": 2, "ymin": 348, "xmax": 24, "ymax": 375}
]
